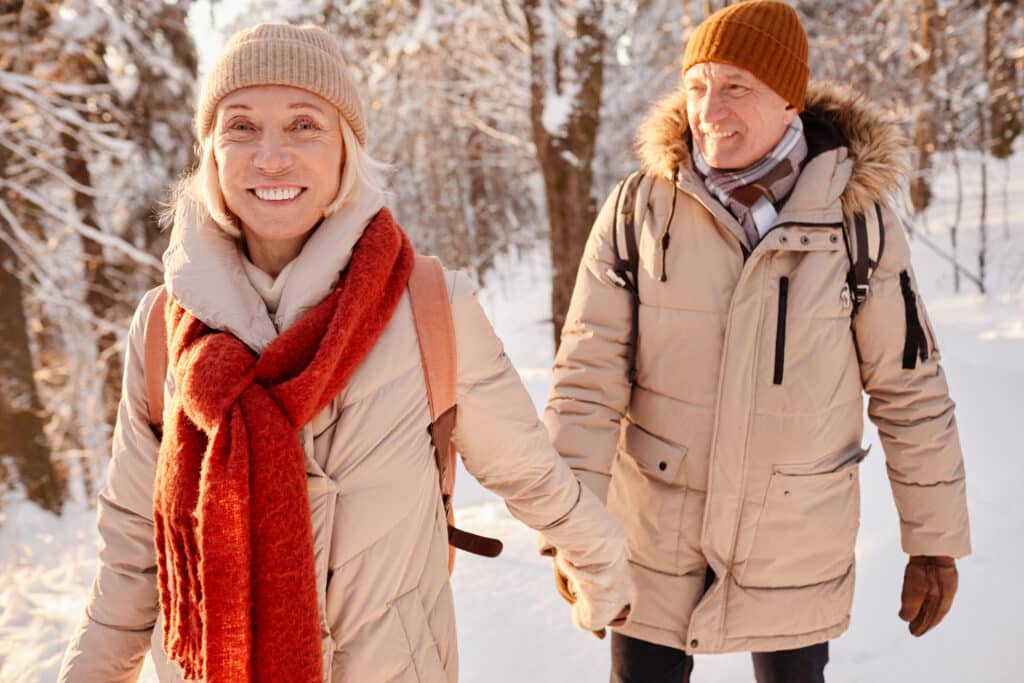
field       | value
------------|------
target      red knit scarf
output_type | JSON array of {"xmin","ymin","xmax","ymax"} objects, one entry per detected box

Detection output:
[{"xmin": 153, "ymin": 209, "xmax": 414, "ymax": 682}]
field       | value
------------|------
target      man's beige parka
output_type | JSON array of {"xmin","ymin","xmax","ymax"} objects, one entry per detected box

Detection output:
[{"xmin": 544, "ymin": 82, "xmax": 971, "ymax": 655}]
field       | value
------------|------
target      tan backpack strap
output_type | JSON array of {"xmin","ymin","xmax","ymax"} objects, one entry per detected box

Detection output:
[
  {"xmin": 408, "ymin": 255, "xmax": 456, "ymax": 424},
  {"xmin": 408, "ymin": 255, "xmax": 457, "ymax": 496},
  {"xmin": 408, "ymin": 256, "xmax": 502, "ymax": 562},
  {"xmin": 143, "ymin": 286, "xmax": 169, "ymax": 433}
]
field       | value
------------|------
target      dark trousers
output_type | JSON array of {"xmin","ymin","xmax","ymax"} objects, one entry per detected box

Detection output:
[{"xmin": 610, "ymin": 632, "xmax": 829, "ymax": 683}]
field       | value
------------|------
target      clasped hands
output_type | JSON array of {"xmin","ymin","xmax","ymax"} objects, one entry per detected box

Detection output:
[{"xmin": 548, "ymin": 548, "xmax": 632, "ymax": 639}]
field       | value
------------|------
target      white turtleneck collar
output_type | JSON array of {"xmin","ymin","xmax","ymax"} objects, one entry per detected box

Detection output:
[{"xmin": 239, "ymin": 248, "xmax": 297, "ymax": 323}]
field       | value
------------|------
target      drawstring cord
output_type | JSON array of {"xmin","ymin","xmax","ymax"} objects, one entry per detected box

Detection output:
[{"xmin": 658, "ymin": 169, "xmax": 679, "ymax": 282}]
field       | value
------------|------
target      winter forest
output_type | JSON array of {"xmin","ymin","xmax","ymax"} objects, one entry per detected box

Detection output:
[{"xmin": 1, "ymin": 1, "xmax": 1023, "ymax": 681}]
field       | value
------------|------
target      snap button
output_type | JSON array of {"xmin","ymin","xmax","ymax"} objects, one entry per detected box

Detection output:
[
  {"xmin": 659, "ymin": 461, "xmax": 668, "ymax": 471},
  {"xmin": 800, "ymin": 235, "xmax": 810, "ymax": 245},
  {"xmin": 779, "ymin": 235, "xmax": 788, "ymax": 244},
  {"xmin": 830, "ymin": 234, "xmax": 839, "ymax": 243}
]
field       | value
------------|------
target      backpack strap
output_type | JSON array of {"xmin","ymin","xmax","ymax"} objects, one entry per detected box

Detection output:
[
  {"xmin": 143, "ymin": 285, "xmax": 169, "ymax": 437},
  {"xmin": 407, "ymin": 255, "xmax": 503, "ymax": 564},
  {"xmin": 843, "ymin": 201, "xmax": 885, "ymax": 314},
  {"xmin": 605, "ymin": 171, "xmax": 646, "ymax": 382},
  {"xmin": 606, "ymin": 170, "xmax": 646, "ymax": 293}
]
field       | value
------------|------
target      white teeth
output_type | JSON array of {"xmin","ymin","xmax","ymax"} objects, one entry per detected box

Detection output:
[
  {"xmin": 254, "ymin": 187, "xmax": 301, "ymax": 201},
  {"xmin": 703, "ymin": 131, "xmax": 737, "ymax": 139}
]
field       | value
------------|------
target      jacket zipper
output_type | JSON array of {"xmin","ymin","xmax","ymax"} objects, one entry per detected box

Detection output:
[{"xmin": 773, "ymin": 277, "xmax": 789, "ymax": 385}]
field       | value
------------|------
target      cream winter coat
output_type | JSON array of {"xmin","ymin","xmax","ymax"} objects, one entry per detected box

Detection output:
[
  {"xmin": 544, "ymin": 82, "xmax": 970, "ymax": 655},
  {"xmin": 59, "ymin": 185, "xmax": 630, "ymax": 682}
]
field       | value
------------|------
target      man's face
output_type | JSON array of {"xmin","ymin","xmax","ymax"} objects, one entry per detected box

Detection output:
[{"xmin": 684, "ymin": 62, "xmax": 797, "ymax": 170}]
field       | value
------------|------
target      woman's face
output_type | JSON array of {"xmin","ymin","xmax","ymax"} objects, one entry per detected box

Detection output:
[{"xmin": 213, "ymin": 85, "xmax": 344, "ymax": 244}]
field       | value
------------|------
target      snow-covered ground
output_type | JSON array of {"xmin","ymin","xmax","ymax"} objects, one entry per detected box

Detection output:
[{"xmin": 2, "ymin": 156, "xmax": 1022, "ymax": 682}]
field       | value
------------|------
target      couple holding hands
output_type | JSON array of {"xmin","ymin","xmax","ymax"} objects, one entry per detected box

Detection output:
[{"xmin": 60, "ymin": 2, "xmax": 969, "ymax": 682}]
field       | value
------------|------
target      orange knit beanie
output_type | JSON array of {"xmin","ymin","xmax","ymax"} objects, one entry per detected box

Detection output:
[{"xmin": 682, "ymin": 0, "xmax": 809, "ymax": 111}]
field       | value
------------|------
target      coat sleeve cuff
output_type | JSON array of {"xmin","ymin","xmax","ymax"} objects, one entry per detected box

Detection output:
[
  {"xmin": 58, "ymin": 615, "xmax": 152, "ymax": 683},
  {"xmin": 574, "ymin": 469, "xmax": 611, "ymax": 506},
  {"xmin": 538, "ymin": 470, "xmax": 612, "ymax": 556},
  {"xmin": 891, "ymin": 478, "xmax": 971, "ymax": 558}
]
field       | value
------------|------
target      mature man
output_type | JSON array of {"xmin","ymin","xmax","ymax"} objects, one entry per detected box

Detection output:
[{"xmin": 543, "ymin": 2, "xmax": 970, "ymax": 681}]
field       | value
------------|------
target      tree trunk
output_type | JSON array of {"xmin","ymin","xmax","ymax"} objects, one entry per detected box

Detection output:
[
  {"xmin": 910, "ymin": 0, "xmax": 938, "ymax": 214},
  {"xmin": 977, "ymin": 98, "xmax": 988, "ymax": 295},
  {"xmin": 0, "ymin": 241, "xmax": 66, "ymax": 514},
  {"xmin": 986, "ymin": 0, "xmax": 1021, "ymax": 160},
  {"xmin": 59, "ymin": 45, "xmax": 125, "ymax": 464},
  {"xmin": 523, "ymin": 0, "xmax": 605, "ymax": 350},
  {"xmin": 0, "ymin": 121, "xmax": 65, "ymax": 513},
  {"xmin": 951, "ymin": 147, "xmax": 962, "ymax": 293}
]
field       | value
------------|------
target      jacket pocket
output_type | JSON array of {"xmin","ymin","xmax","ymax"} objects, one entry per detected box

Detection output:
[
  {"xmin": 739, "ymin": 450, "xmax": 865, "ymax": 589},
  {"xmin": 773, "ymin": 276, "xmax": 789, "ymax": 385},
  {"xmin": 610, "ymin": 421, "xmax": 689, "ymax": 575},
  {"xmin": 622, "ymin": 421, "xmax": 687, "ymax": 484}
]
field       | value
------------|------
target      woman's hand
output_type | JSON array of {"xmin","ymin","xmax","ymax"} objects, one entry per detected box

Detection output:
[{"xmin": 553, "ymin": 547, "xmax": 634, "ymax": 638}]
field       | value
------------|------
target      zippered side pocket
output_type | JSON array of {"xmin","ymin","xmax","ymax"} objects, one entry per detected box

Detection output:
[
  {"xmin": 773, "ymin": 276, "xmax": 789, "ymax": 385},
  {"xmin": 899, "ymin": 270, "xmax": 929, "ymax": 369}
]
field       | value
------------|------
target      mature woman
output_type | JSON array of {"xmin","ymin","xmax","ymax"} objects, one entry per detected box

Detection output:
[{"xmin": 58, "ymin": 23, "xmax": 631, "ymax": 683}]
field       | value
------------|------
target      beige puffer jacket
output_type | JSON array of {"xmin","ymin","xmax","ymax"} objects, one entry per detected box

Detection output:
[
  {"xmin": 59, "ymin": 185, "xmax": 630, "ymax": 682},
  {"xmin": 544, "ymin": 82, "xmax": 970, "ymax": 655}
]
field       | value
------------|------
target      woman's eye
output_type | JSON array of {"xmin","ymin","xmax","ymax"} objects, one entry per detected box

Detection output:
[
  {"xmin": 292, "ymin": 118, "xmax": 321, "ymax": 131},
  {"xmin": 228, "ymin": 120, "xmax": 255, "ymax": 132}
]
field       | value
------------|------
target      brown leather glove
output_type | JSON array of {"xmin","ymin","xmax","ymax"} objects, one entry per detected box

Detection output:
[
  {"xmin": 553, "ymin": 555, "xmax": 629, "ymax": 639},
  {"xmin": 899, "ymin": 555, "xmax": 958, "ymax": 637}
]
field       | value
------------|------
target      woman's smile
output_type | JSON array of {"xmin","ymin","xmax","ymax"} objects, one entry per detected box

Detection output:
[{"xmin": 250, "ymin": 186, "xmax": 305, "ymax": 202}]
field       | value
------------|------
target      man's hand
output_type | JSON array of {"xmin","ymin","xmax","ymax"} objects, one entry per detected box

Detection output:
[
  {"xmin": 552, "ymin": 550, "xmax": 632, "ymax": 639},
  {"xmin": 899, "ymin": 555, "xmax": 958, "ymax": 636}
]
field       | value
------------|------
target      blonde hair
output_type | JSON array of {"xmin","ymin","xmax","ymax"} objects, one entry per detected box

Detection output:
[{"xmin": 165, "ymin": 113, "xmax": 390, "ymax": 237}]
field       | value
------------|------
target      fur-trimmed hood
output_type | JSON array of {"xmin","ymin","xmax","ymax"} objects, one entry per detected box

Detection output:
[{"xmin": 636, "ymin": 81, "xmax": 909, "ymax": 214}]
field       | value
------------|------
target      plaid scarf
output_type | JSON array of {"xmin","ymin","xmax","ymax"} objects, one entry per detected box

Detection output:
[{"xmin": 693, "ymin": 116, "xmax": 807, "ymax": 247}]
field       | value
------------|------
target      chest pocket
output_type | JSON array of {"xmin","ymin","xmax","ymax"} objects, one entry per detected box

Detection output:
[
  {"xmin": 760, "ymin": 226, "xmax": 863, "ymax": 404},
  {"xmin": 765, "ymin": 227, "xmax": 851, "ymax": 320}
]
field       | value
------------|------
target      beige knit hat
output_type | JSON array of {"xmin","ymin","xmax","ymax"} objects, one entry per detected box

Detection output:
[
  {"xmin": 683, "ymin": 0, "xmax": 809, "ymax": 111},
  {"xmin": 195, "ymin": 22, "xmax": 367, "ymax": 144}
]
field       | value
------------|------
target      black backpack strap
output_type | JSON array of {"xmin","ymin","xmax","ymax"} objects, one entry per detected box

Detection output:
[
  {"xmin": 843, "ymin": 201, "xmax": 885, "ymax": 315},
  {"xmin": 606, "ymin": 171, "xmax": 646, "ymax": 293},
  {"xmin": 604, "ymin": 171, "xmax": 645, "ymax": 382}
]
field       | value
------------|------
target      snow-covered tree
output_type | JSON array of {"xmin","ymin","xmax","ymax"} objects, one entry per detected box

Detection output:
[
  {"xmin": 217, "ymin": 0, "xmax": 543, "ymax": 287},
  {"xmin": 0, "ymin": 0, "xmax": 197, "ymax": 510},
  {"xmin": 523, "ymin": 0, "xmax": 606, "ymax": 347}
]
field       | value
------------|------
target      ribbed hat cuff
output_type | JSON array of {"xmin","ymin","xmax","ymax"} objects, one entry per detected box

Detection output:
[{"xmin": 196, "ymin": 37, "xmax": 366, "ymax": 144}]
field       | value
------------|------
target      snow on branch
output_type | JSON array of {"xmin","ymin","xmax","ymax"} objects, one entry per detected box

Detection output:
[{"xmin": 2, "ymin": 180, "xmax": 162, "ymax": 271}]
